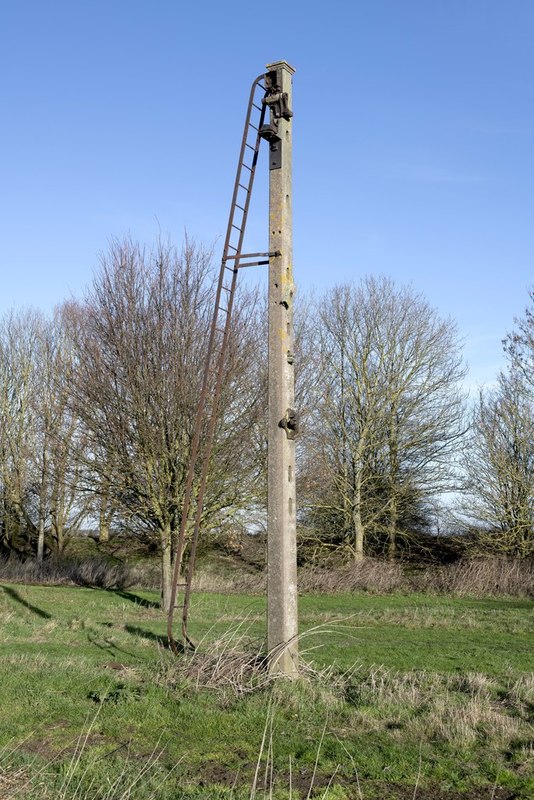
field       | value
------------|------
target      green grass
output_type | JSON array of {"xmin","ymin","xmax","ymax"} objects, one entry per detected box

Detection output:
[{"xmin": 0, "ymin": 582, "xmax": 532, "ymax": 799}]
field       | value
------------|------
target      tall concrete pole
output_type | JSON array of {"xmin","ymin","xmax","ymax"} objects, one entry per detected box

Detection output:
[{"xmin": 265, "ymin": 61, "xmax": 298, "ymax": 675}]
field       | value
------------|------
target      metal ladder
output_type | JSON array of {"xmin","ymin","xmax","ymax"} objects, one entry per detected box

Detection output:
[{"xmin": 167, "ymin": 73, "xmax": 274, "ymax": 653}]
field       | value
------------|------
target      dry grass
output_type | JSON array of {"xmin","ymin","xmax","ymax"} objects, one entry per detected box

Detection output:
[
  {"xmin": 341, "ymin": 664, "xmax": 532, "ymax": 749},
  {"xmin": 0, "ymin": 762, "xmax": 31, "ymax": 799},
  {"xmin": 193, "ymin": 555, "xmax": 534, "ymax": 599},
  {"xmin": 416, "ymin": 557, "xmax": 534, "ymax": 598},
  {"xmin": 1, "ymin": 551, "xmax": 533, "ymax": 601},
  {"xmin": 298, "ymin": 560, "xmax": 406, "ymax": 594},
  {"xmin": 299, "ymin": 557, "xmax": 534, "ymax": 598},
  {"xmin": 191, "ymin": 565, "xmax": 265, "ymax": 594},
  {"xmin": 155, "ymin": 622, "xmax": 533, "ymax": 753}
]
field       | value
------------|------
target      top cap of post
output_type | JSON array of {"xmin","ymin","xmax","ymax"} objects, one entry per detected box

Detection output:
[{"xmin": 266, "ymin": 60, "xmax": 296, "ymax": 75}]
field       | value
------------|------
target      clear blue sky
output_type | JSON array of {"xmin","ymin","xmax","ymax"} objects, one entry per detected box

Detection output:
[{"xmin": 1, "ymin": 0, "xmax": 533, "ymax": 391}]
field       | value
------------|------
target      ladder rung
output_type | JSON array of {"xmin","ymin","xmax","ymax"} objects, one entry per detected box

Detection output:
[
  {"xmin": 235, "ymin": 203, "xmax": 245, "ymax": 212},
  {"xmin": 238, "ymin": 183, "xmax": 249, "ymax": 192},
  {"xmin": 228, "ymin": 244, "xmax": 237, "ymax": 251},
  {"xmin": 249, "ymin": 123, "xmax": 259, "ymax": 131},
  {"xmin": 241, "ymin": 163, "xmax": 252, "ymax": 172},
  {"xmin": 253, "ymin": 102, "xmax": 262, "ymax": 111},
  {"xmin": 245, "ymin": 143, "xmax": 255, "ymax": 151},
  {"xmin": 231, "ymin": 224, "xmax": 241, "ymax": 232}
]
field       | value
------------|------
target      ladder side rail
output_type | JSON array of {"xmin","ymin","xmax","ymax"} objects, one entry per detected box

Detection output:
[
  {"xmin": 221, "ymin": 75, "xmax": 267, "ymax": 265},
  {"xmin": 167, "ymin": 75, "xmax": 266, "ymax": 653}
]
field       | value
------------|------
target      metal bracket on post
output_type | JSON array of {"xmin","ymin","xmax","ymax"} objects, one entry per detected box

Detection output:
[
  {"xmin": 261, "ymin": 130, "xmax": 282, "ymax": 170},
  {"xmin": 278, "ymin": 408, "xmax": 299, "ymax": 440},
  {"xmin": 263, "ymin": 68, "xmax": 293, "ymax": 120},
  {"xmin": 259, "ymin": 68, "xmax": 293, "ymax": 170}
]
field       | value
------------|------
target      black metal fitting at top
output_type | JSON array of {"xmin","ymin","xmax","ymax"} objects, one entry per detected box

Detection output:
[
  {"xmin": 263, "ymin": 90, "xmax": 293, "ymax": 122},
  {"xmin": 279, "ymin": 408, "xmax": 299, "ymax": 440},
  {"xmin": 263, "ymin": 68, "xmax": 293, "ymax": 121},
  {"xmin": 259, "ymin": 68, "xmax": 293, "ymax": 170}
]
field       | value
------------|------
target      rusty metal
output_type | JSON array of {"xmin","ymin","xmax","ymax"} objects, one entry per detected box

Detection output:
[
  {"xmin": 167, "ymin": 73, "xmax": 268, "ymax": 654},
  {"xmin": 225, "ymin": 251, "xmax": 279, "ymax": 260}
]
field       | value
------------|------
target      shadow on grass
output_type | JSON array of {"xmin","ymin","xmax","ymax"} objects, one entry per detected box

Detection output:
[
  {"xmin": 87, "ymin": 632, "xmax": 137, "ymax": 658},
  {"xmin": 124, "ymin": 624, "xmax": 172, "ymax": 649},
  {"xmin": 1, "ymin": 584, "xmax": 52, "ymax": 619},
  {"xmin": 112, "ymin": 590, "xmax": 160, "ymax": 609}
]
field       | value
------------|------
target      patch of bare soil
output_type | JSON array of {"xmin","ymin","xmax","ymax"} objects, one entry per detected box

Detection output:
[
  {"xmin": 21, "ymin": 720, "xmax": 71, "ymax": 760},
  {"xmin": 193, "ymin": 761, "xmax": 519, "ymax": 799},
  {"xmin": 358, "ymin": 783, "xmax": 518, "ymax": 799},
  {"xmin": 22, "ymin": 720, "xmax": 111, "ymax": 762}
]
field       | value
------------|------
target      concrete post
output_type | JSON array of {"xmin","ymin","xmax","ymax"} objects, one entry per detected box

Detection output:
[{"xmin": 266, "ymin": 60, "xmax": 298, "ymax": 675}]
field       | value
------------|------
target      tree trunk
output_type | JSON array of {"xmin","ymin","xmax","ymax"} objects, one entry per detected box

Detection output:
[
  {"xmin": 352, "ymin": 499, "xmax": 365, "ymax": 561},
  {"xmin": 7, "ymin": 504, "xmax": 21, "ymax": 551},
  {"xmin": 37, "ymin": 516, "xmax": 45, "ymax": 564},
  {"xmin": 98, "ymin": 485, "xmax": 113, "ymax": 543},
  {"xmin": 352, "ymin": 468, "xmax": 365, "ymax": 561},
  {"xmin": 98, "ymin": 510, "xmax": 110, "ymax": 543},
  {"xmin": 160, "ymin": 524, "xmax": 173, "ymax": 612},
  {"xmin": 55, "ymin": 519, "xmax": 65, "ymax": 554},
  {"xmin": 387, "ymin": 496, "xmax": 397, "ymax": 560}
]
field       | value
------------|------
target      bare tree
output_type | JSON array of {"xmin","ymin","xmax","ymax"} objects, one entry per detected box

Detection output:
[
  {"xmin": 504, "ymin": 288, "xmax": 534, "ymax": 394},
  {"xmin": 32, "ymin": 311, "xmax": 88, "ymax": 558},
  {"xmin": 0, "ymin": 310, "xmax": 40, "ymax": 553},
  {"xmin": 462, "ymin": 371, "xmax": 534, "ymax": 557},
  {"xmin": 0, "ymin": 309, "xmax": 88, "ymax": 559},
  {"xmin": 302, "ymin": 277, "xmax": 466, "ymax": 560},
  {"xmin": 461, "ymin": 288, "xmax": 534, "ymax": 556},
  {"xmin": 65, "ymin": 237, "xmax": 263, "ymax": 610}
]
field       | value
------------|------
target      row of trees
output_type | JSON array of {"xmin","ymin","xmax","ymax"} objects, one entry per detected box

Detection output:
[{"xmin": 1, "ymin": 238, "xmax": 532, "ymax": 603}]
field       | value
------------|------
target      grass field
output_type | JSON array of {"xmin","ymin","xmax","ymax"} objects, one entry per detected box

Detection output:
[{"xmin": 0, "ymin": 582, "xmax": 532, "ymax": 799}]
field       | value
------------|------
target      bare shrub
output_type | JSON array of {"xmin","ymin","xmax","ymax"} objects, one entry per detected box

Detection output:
[
  {"xmin": 155, "ymin": 623, "xmax": 270, "ymax": 697},
  {"xmin": 177, "ymin": 555, "xmax": 534, "ymax": 598},
  {"xmin": 156, "ymin": 620, "xmax": 352, "ymax": 700},
  {"xmin": 298, "ymin": 559, "xmax": 406, "ymax": 594},
  {"xmin": 2, "ymin": 550, "xmax": 531, "ymax": 600},
  {"xmin": 127, "ymin": 554, "xmax": 534, "ymax": 598},
  {"xmin": 415, "ymin": 557, "xmax": 534, "ymax": 598},
  {"xmin": 66, "ymin": 558, "xmax": 137, "ymax": 590},
  {"xmin": 0, "ymin": 555, "xmax": 137, "ymax": 591}
]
